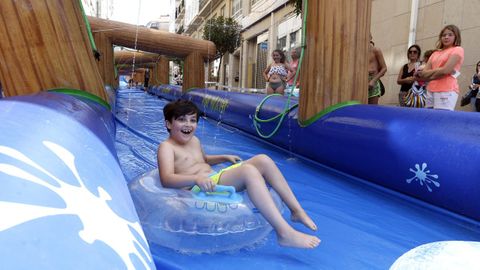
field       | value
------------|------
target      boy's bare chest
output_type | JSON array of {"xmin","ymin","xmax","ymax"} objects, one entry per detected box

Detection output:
[
  {"xmin": 174, "ymin": 151, "xmax": 202, "ymax": 163},
  {"xmin": 172, "ymin": 145, "xmax": 205, "ymax": 171}
]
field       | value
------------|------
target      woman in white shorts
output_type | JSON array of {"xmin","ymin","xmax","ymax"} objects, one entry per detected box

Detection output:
[{"xmin": 414, "ymin": 25, "xmax": 464, "ymax": 111}]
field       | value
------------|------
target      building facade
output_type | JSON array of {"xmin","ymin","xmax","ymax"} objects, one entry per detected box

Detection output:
[
  {"xmin": 236, "ymin": 0, "xmax": 300, "ymax": 89},
  {"xmin": 175, "ymin": 0, "xmax": 233, "ymax": 84},
  {"xmin": 173, "ymin": 0, "xmax": 299, "ymax": 89},
  {"xmin": 177, "ymin": 0, "xmax": 480, "ymax": 111},
  {"xmin": 81, "ymin": 0, "xmax": 114, "ymax": 19},
  {"xmin": 146, "ymin": 15, "xmax": 171, "ymax": 31}
]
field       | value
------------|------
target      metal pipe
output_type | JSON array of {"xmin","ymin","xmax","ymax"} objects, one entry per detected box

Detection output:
[{"xmin": 408, "ymin": 0, "xmax": 419, "ymax": 47}]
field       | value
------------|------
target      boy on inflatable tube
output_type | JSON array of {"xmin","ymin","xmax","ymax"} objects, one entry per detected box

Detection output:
[{"xmin": 157, "ymin": 100, "xmax": 320, "ymax": 249}]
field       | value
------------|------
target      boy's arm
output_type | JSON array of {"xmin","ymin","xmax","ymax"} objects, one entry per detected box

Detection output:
[
  {"xmin": 200, "ymin": 142, "xmax": 240, "ymax": 165},
  {"xmin": 157, "ymin": 142, "xmax": 207, "ymax": 189},
  {"xmin": 205, "ymin": 154, "xmax": 242, "ymax": 165}
]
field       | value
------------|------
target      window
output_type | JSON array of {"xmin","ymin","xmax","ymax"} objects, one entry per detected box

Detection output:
[
  {"xmin": 289, "ymin": 30, "xmax": 300, "ymax": 48},
  {"xmin": 146, "ymin": 22, "xmax": 159, "ymax": 29},
  {"xmin": 220, "ymin": 5, "xmax": 225, "ymax": 17},
  {"xmin": 232, "ymin": 0, "xmax": 242, "ymax": 17},
  {"xmin": 277, "ymin": 36, "xmax": 286, "ymax": 51},
  {"xmin": 256, "ymin": 42, "xmax": 268, "ymax": 88},
  {"xmin": 199, "ymin": 0, "xmax": 207, "ymax": 9}
]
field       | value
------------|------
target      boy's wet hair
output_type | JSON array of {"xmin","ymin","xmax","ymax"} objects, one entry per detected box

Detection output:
[{"xmin": 163, "ymin": 100, "xmax": 199, "ymax": 132}]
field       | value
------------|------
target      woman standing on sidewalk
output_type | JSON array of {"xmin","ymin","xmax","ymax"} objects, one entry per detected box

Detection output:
[{"xmin": 415, "ymin": 25, "xmax": 464, "ymax": 110}]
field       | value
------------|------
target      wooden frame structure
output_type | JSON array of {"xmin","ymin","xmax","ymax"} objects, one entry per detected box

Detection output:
[
  {"xmin": 0, "ymin": 0, "xmax": 371, "ymax": 122},
  {"xmin": 298, "ymin": 0, "xmax": 371, "ymax": 123},
  {"xmin": 88, "ymin": 16, "xmax": 215, "ymax": 92},
  {"xmin": 0, "ymin": 0, "xmax": 107, "ymax": 100}
]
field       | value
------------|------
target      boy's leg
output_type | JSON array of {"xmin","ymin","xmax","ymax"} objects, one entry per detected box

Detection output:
[
  {"xmin": 219, "ymin": 164, "xmax": 320, "ymax": 248},
  {"xmin": 243, "ymin": 154, "xmax": 317, "ymax": 231}
]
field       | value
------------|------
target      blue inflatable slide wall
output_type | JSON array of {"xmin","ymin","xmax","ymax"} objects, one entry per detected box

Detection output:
[
  {"xmin": 0, "ymin": 91, "xmax": 155, "ymax": 269},
  {"xmin": 150, "ymin": 85, "xmax": 480, "ymax": 222}
]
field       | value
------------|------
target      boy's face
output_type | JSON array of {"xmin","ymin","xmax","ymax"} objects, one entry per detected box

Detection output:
[{"xmin": 166, "ymin": 113, "xmax": 197, "ymax": 144}]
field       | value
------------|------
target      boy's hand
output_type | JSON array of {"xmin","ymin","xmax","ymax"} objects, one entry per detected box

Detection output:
[
  {"xmin": 224, "ymin": 155, "xmax": 242, "ymax": 164},
  {"xmin": 196, "ymin": 174, "xmax": 215, "ymax": 192}
]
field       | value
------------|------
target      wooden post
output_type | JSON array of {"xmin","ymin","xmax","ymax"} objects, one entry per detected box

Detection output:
[
  {"xmin": 118, "ymin": 63, "xmax": 156, "ymax": 73},
  {"xmin": 183, "ymin": 52, "xmax": 204, "ymax": 91},
  {"xmin": 89, "ymin": 17, "xmax": 215, "ymax": 93},
  {"xmin": 114, "ymin": 50, "xmax": 161, "ymax": 66},
  {"xmin": 298, "ymin": 0, "xmax": 371, "ymax": 124},
  {"xmin": 0, "ymin": 0, "xmax": 107, "ymax": 101},
  {"xmin": 154, "ymin": 56, "xmax": 169, "ymax": 85},
  {"xmin": 114, "ymin": 50, "xmax": 168, "ymax": 85},
  {"xmin": 134, "ymin": 69, "xmax": 146, "ymax": 85},
  {"xmin": 89, "ymin": 16, "xmax": 216, "ymax": 60},
  {"xmin": 94, "ymin": 32, "xmax": 117, "ymax": 88}
]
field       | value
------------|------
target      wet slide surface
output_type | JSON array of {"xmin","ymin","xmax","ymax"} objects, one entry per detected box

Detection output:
[{"xmin": 114, "ymin": 89, "xmax": 480, "ymax": 270}]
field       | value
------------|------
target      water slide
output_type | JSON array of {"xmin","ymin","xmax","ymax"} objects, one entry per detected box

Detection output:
[
  {"xmin": 120, "ymin": 87, "xmax": 480, "ymax": 269},
  {"xmin": 1, "ymin": 83, "xmax": 479, "ymax": 269},
  {"xmin": 1, "ymin": 1, "xmax": 479, "ymax": 269}
]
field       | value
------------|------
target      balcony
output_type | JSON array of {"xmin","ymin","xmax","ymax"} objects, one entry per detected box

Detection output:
[
  {"xmin": 175, "ymin": 3, "xmax": 185, "ymax": 26},
  {"xmin": 199, "ymin": 0, "xmax": 223, "ymax": 18},
  {"xmin": 183, "ymin": 0, "xmax": 223, "ymax": 35}
]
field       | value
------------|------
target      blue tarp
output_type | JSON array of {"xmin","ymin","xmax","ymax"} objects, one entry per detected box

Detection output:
[{"xmin": 116, "ymin": 88, "xmax": 480, "ymax": 270}]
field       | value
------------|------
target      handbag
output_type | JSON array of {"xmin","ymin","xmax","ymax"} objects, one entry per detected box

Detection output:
[
  {"xmin": 404, "ymin": 81, "xmax": 426, "ymax": 108},
  {"xmin": 460, "ymin": 87, "xmax": 478, "ymax": 107}
]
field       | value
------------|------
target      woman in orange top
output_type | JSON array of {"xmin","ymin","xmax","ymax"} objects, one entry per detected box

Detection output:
[{"xmin": 414, "ymin": 25, "xmax": 464, "ymax": 110}]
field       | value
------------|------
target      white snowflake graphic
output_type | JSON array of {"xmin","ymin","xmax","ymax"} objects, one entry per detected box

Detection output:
[
  {"xmin": 406, "ymin": 163, "xmax": 440, "ymax": 192},
  {"xmin": 0, "ymin": 141, "xmax": 152, "ymax": 269}
]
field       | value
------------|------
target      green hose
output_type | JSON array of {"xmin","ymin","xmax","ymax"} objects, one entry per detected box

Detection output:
[
  {"xmin": 253, "ymin": 0, "xmax": 361, "ymax": 137},
  {"xmin": 252, "ymin": 0, "xmax": 309, "ymax": 138}
]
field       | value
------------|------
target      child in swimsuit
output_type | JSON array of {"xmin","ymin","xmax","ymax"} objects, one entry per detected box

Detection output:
[
  {"xmin": 263, "ymin": 49, "xmax": 294, "ymax": 95},
  {"xmin": 157, "ymin": 100, "xmax": 320, "ymax": 249}
]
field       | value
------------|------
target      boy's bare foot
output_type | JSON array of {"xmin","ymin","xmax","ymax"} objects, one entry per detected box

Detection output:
[
  {"xmin": 278, "ymin": 229, "xmax": 321, "ymax": 249},
  {"xmin": 291, "ymin": 211, "xmax": 318, "ymax": 231}
]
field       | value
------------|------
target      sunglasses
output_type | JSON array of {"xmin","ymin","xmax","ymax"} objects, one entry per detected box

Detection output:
[{"xmin": 408, "ymin": 50, "xmax": 419, "ymax": 54}]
